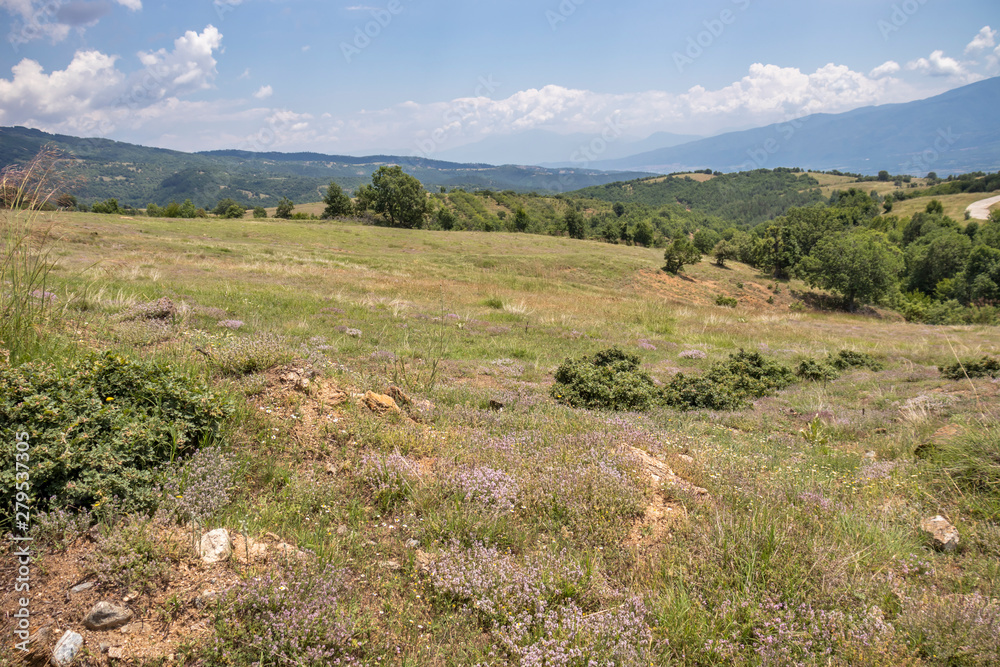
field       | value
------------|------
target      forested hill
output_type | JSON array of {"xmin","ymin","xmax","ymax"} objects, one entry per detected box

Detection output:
[
  {"xmin": 0, "ymin": 126, "xmax": 652, "ymax": 209},
  {"xmin": 568, "ymin": 169, "xmax": 825, "ymax": 226}
]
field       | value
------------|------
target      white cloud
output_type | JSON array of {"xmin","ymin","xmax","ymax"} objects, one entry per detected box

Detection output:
[
  {"xmin": 114, "ymin": 0, "xmax": 141, "ymax": 10},
  {"xmin": 966, "ymin": 26, "xmax": 996, "ymax": 53},
  {"xmin": 253, "ymin": 84, "xmax": 273, "ymax": 99},
  {"xmin": 2, "ymin": 0, "xmax": 138, "ymax": 47},
  {"xmin": 907, "ymin": 50, "xmax": 980, "ymax": 83},
  {"xmin": 238, "ymin": 68, "xmax": 250, "ymax": 80},
  {"xmin": 134, "ymin": 25, "xmax": 222, "ymax": 100},
  {"xmin": 0, "ymin": 25, "xmax": 223, "ymax": 138},
  {"xmin": 0, "ymin": 50, "xmax": 124, "ymax": 126},
  {"xmin": 870, "ymin": 60, "xmax": 901, "ymax": 78}
]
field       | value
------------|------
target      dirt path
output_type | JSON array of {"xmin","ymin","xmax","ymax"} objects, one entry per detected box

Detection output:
[{"xmin": 965, "ymin": 194, "xmax": 1000, "ymax": 220}]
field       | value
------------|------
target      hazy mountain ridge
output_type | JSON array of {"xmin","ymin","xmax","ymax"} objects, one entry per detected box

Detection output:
[
  {"xmin": 595, "ymin": 77, "xmax": 1000, "ymax": 176},
  {"xmin": 0, "ymin": 127, "xmax": 653, "ymax": 208}
]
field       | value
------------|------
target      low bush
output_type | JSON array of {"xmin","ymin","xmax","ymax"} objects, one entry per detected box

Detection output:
[
  {"xmin": 939, "ymin": 355, "xmax": 1000, "ymax": 380},
  {"xmin": 663, "ymin": 350, "xmax": 795, "ymax": 411},
  {"xmin": 796, "ymin": 358, "xmax": 839, "ymax": 382},
  {"xmin": 551, "ymin": 347, "xmax": 660, "ymax": 411},
  {"xmin": 715, "ymin": 295, "xmax": 738, "ymax": 308},
  {"xmin": 0, "ymin": 351, "xmax": 232, "ymax": 517},
  {"xmin": 831, "ymin": 349, "xmax": 883, "ymax": 371}
]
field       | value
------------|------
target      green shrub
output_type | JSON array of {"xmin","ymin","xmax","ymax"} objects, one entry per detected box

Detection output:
[
  {"xmin": 664, "ymin": 350, "xmax": 794, "ymax": 411},
  {"xmin": 552, "ymin": 347, "xmax": 660, "ymax": 411},
  {"xmin": 939, "ymin": 356, "xmax": 1000, "ymax": 380},
  {"xmin": 831, "ymin": 349, "xmax": 883, "ymax": 371},
  {"xmin": 796, "ymin": 358, "xmax": 839, "ymax": 382},
  {"xmin": 715, "ymin": 295, "xmax": 738, "ymax": 308},
  {"xmin": 0, "ymin": 351, "xmax": 232, "ymax": 517}
]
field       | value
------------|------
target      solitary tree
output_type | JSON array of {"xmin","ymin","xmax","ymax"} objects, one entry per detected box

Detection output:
[
  {"xmin": 712, "ymin": 239, "xmax": 739, "ymax": 267},
  {"xmin": 799, "ymin": 229, "xmax": 903, "ymax": 310},
  {"xmin": 275, "ymin": 197, "xmax": 294, "ymax": 219},
  {"xmin": 564, "ymin": 209, "xmax": 586, "ymax": 239},
  {"xmin": 513, "ymin": 207, "xmax": 530, "ymax": 232},
  {"xmin": 612, "ymin": 202, "xmax": 626, "ymax": 217},
  {"xmin": 322, "ymin": 181, "xmax": 353, "ymax": 219},
  {"xmin": 253, "ymin": 206, "xmax": 267, "ymax": 218},
  {"xmin": 662, "ymin": 236, "xmax": 702, "ymax": 274},
  {"xmin": 356, "ymin": 165, "xmax": 429, "ymax": 228}
]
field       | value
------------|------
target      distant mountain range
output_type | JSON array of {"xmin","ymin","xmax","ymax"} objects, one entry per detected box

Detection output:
[
  {"xmin": 433, "ymin": 129, "xmax": 701, "ymax": 167},
  {"xmin": 592, "ymin": 77, "xmax": 1000, "ymax": 176},
  {"xmin": 0, "ymin": 127, "xmax": 652, "ymax": 208}
]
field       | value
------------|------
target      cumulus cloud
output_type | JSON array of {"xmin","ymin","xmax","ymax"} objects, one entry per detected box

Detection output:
[
  {"xmin": 253, "ymin": 84, "xmax": 273, "ymax": 99},
  {"xmin": 56, "ymin": 0, "xmax": 110, "ymax": 26},
  {"xmin": 114, "ymin": 0, "xmax": 140, "ymax": 9},
  {"xmin": 966, "ymin": 26, "xmax": 996, "ymax": 53},
  {"xmin": 907, "ymin": 50, "xmax": 980, "ymax": 83},
  {"xmin": 869, "ymin": 60, "xmax": 901, "ymax": 78},
  {"xmin": 134, "ymin": 25, "xmax": 222, "ymax": 100},
  {"xmin": 0, "ymin": 25, "xmax": 222, "ymax": 137}
]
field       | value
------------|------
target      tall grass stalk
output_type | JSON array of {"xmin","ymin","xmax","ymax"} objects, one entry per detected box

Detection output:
[{"xmin": 0, "ymin": 148, "xmax": 63, "ymax": 363}]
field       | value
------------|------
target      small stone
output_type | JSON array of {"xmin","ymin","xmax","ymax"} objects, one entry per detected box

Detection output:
[
  {"xmin": 84, "ymin": 601, "xmax": 133, "ymax": 631},
  {"xmin": 70, "ymin": 581, "xmax": 95, "ymax": 594},
  {"xmin": 921, "ymin": 515, "xmax": 960, "ymax": 552},
  {"xmin": 864, "ymin": 451, "xmax": 877, "ymax": 460},
  {"xmin": 200, "ymin": 528, "xmax": 232, "ymax": 564},
  {"xmin": 337, "ymin": 525, "xmax": 348, "ymax": 536},
  {"xmin": 387, "ymin": 385, "xmax": 412, "ymax": 405},
  {"xmin": 488, "ymin": 399, "xmax": 504, "ymax": 411},
  {"xmin": 405, "ymin": 539, "xmax": 419, "ymax": 549},
  {"xmin": 415, "ymin": 550, "xmax": 432, "ymax": 574},
  {"xmin": 678, "ymin": 454, "xmax": 695, "ymax": 464},
  {"xmin": 99, "ymin": 643, "xmax": 111, "ymax": 654},
  {"xmin": 108, "ymin": 647, "xmax": 125, "ymax": 659},
  {"xmin": 379, "ymin": 559, "xmax": 402, "ymax": 571},
  {"xmin": 194, "ymin": 590, "xmax": 219, "ymax": 609},
  {"xmin": 52, "ymin": 631, "xmax": 84, "ymax": 667},
  {"xmin": 363, "ymin": 391, "xmax": 400, "ymax": 415}
]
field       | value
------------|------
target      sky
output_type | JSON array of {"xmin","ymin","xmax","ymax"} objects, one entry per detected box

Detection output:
[{"xmin": 0, "ymin": 0, "xmax": 998, "ymax": 160}]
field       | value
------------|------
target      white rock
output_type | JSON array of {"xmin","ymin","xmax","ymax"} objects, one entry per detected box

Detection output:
[
  {"xmin": 200, "ymin": 528, "xmax": 232, "ymax": 563},
  {"xmin": 52, "ymin": 631, "xmax": 84, "ymax": 667},
  {"xmin": 920, "ymin": 515, "xmax": 960, "ymax": 552}
]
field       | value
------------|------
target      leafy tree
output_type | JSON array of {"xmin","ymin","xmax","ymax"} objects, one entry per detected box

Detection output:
[
  {"xmin": 356, "ymin": 166, "xmax": 429, "ymax": 229},
  {"xmin": 252, "ymin": 206, "xmax": 267, "ymax": 218},
  {"xmin": 565, "ymin": 209, "xmax": 586, "ymax": 239},
  {"xmin": 751, "ymin": 224, "xmax": 801, "ymax": 279},
  {"xmin": 905, "ymin": 229, "xmax": 971, "ymax": 295},
  {"xmin": 55, "ymin": 193, "xmax": 77, "ymax": 210},
  {"xmin": 799, "ymin": 229, "xmax": 903, "ymax": 310},
  {"xmin": 712, "ymin": 239, "xmax": 739, "ymax": 267},
  {"xmin": 436, "ymin": 207, "xmax": 456, "ymax": 230},
  {"xmin": 692, "ymin": 228, "xmax": 721, "ymax": 254},
  {"xmin": 662, "ymin": 236, "xmax": 702, "ymax": 275},
  {"xmin": 612, "ymin": 202, "xmax": 626, "ymax": 217},
  {"xmin": 322, "ymin": 181, "xmax": 353, "ymax": 219},
  {"xmin": 513, "ymin": 207, "xmax": 530, "ymax": 232},
  {"xmin": 963, "ymin": 245, "xmax": 1000, "ymax": 305},
  {"xmin": 925, "ymin": 199, "xmax": 945, "ymax": 215},
  {"xmin": 632, "ymin": 219, "xmax": 654, "ymax": 247},
  {"xmin": 213, "ymin": 198, "xmax": 246, "ymax": 217},
  {"xmin": 878, "ymin": 170, "xmax": 890, "ymax": 182},
  {"xmin": 275, "ymin": 197, "xmax": 294, "ymax": 219},
  {"xmin": 222, "ymin": 204, "xmax": 245, "ymax": 219},
  {"xmin": 91, "ymin": 198, "xmax": 120, "ymax": 214}
]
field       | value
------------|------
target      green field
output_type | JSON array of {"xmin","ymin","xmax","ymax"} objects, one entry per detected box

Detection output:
[{"xmin": 3, "ymin": 208, "xmax": 1000, "ymax": 665}]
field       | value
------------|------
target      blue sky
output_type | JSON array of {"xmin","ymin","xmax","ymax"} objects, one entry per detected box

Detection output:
[{"xmin": 1, "ymin": 0, "xmax": 998, "ymax": 158}]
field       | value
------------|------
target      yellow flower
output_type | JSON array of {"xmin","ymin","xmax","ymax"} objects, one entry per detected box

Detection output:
[{"xmin": 106, "ymin": 397, "xmax": 114, "ymax": 402}]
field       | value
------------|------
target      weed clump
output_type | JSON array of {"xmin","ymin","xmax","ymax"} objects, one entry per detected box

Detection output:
[
  {"xmin": 939, "ymin": 355, "xmax": 1000, "ymax": 380},
  {"xmin": 796, "ymin": 349, "xmax": 884, "ymax": 382},
  {"xmin": 551, "ymin": 347, "xmax": 660, "ymax": 411},
  {"xmin": 831, "ymin": 349, "xmax": 883, "ymax": 371},
  {"xmin": 211, "ymin": 333, "xmax": 294, "ymax": 375},
  {"xmin": 663, "ymin": 349, "xmax": 794, "ymax": 411},
  {"xmin": 0, "ymin": 351, "xmax": 232, "ymax": 516}
]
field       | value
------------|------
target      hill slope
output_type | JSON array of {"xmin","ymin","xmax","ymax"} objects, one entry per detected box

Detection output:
[
  {"xmin": 597, "ymin": 77, "xmax": 1000, "ymax": 176},
  {"xmin": 0, "ymin": 126, "xmax": 652, "ymax": 208}
]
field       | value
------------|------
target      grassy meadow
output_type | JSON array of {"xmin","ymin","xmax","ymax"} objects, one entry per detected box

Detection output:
[{"xmin": 3, "ymin": 207, "xmax": 1000, "ymax": 665}]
